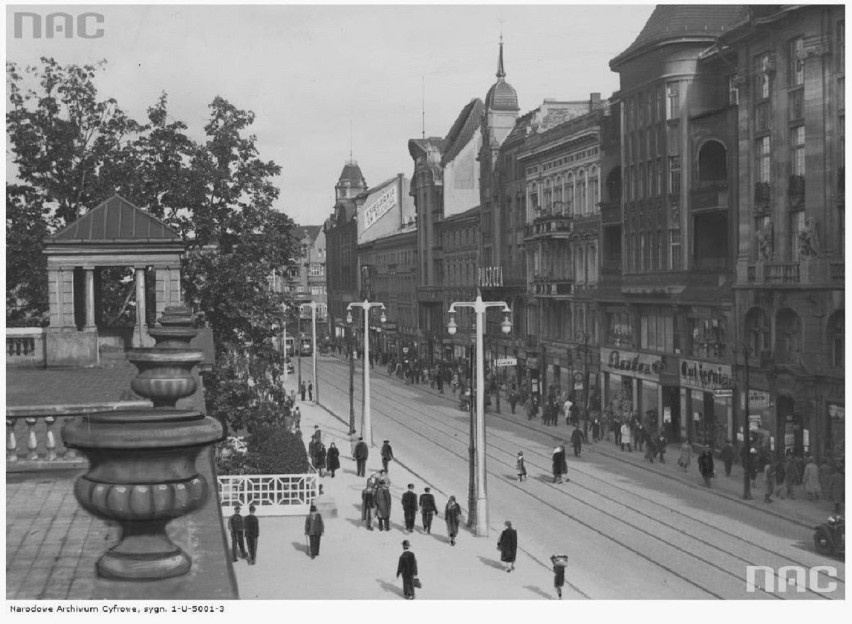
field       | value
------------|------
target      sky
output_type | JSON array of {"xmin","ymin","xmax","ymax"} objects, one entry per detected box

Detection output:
[{"xmin": 5, "ymin": 2, "xmax": 655, "ymax": 228}]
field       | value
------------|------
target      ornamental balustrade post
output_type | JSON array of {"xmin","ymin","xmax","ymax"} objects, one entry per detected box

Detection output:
[
  {"xmin": 25, "ymin": 417, "xmax": 39, "ymax": 461},
  {"xmin": 7, "ymin": 418, "xmax": 18, "ymax": 463},
  {"xmin": 63, "ymin": 304, "xmax": 222, "ymax": 581},
  {"xmin": 44, "ymin": 416, "xmax": 58, "ymax": 461}
]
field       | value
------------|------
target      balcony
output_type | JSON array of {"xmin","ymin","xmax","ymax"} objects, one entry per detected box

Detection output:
[
  {"xmin": 523, "ymin": 209, "xmax": 573, "ymax": 240},
  {"xmin": 690, "ymin": 181, "xmax": 729, "ymax": 210},
  {"xmin": 529, "ymin": 272, "xmax": 574, "ymax": 297},
  {"xmin": 744, "ymin": 258, "xmax": 845, "ymax": 288},
  {"xmin": 6, "ymin": 328, "xmax": 46, "ymax": 367}
]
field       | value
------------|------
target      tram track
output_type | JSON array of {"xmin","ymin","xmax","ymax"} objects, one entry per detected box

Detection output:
[{"xmin": 317, "ymin": 363, "xmax": 840, "ymax": 599}]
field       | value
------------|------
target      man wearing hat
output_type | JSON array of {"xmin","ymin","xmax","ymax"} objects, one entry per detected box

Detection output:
[
  {"xmin": 354, "ymin": 437, "xmax": 369, "ymax": 477},
  {"xmin": 402, "ymin": 484, "xmax": 418, "ymax": 533},
  {"xmin": 244, "ymin": 504, "xmax": 260, "ymax": 565},
  {"xmin": 304, "ymin": 504, "xmax": 325, "ymax": 559},
  {"xmin": 418, "ymin": 487, "xmax": 437, "ymax": 534},
  {"xmin": 381, "ymin": 440, "xmax": 394, "ymax": 472},
  {"xmin": 227, "ymin": 504, "xmax": 248, "ymax": 562},
  {"xmin": 396, "ymin": 540, "xmax": 419, "ymax": 600}
]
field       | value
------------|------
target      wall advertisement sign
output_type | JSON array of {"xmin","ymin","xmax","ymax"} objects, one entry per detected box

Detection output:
[
  {"xmin": 362, "ymin": 184, "xmax": 398, "ymax": 230},
  {"xmin": 679, "ymin": 358, "xmax": 733, "ymax": 391},
  {"xmin": 600, "ymin": 348, "xmax": 662, "ymax": 381}
]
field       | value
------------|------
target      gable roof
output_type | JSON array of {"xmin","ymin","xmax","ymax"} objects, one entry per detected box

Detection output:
[
  {"xmin": 441, "ymin": 98, "xmax": 485, "ymax": 167},
  {"xmin": 50, "ymin": 195, "xmax": 180, "ymax": 242},
  {"xmin": 295, "ymin": 225, "xmax": 322, "ymax": 242},
  {"xmin": 610, "ymin": 4, "xmax": 748, "ymax": 69}
]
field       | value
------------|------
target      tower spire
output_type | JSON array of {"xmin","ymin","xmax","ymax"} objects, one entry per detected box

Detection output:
[{"xmin": 496, "ymin": 33, "xmax": 505, "ymax": 80}]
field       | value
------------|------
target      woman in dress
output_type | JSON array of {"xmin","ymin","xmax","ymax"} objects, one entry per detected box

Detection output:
[
  {"xmin": 444, "ymin": 495, "xmax": 462, "ymax": 546},
  {"xmin": 325, "ymin": 442, "xmax": 340, "ymax": 478}
]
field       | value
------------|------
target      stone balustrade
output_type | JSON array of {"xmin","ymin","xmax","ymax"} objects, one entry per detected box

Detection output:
[
  {"xmin": 6, "ymin": 327, "xmax": 46, "ymax": 367},
  {"xmin": 6, "ymin": 402, "xmax": 151, "ymax": 471}
]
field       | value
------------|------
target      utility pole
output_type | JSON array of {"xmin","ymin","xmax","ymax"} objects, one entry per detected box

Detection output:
[
  {"xmin": 348, "ymin": 324, "xmax": 356, "ymax": 435},
  {"xmin": 467, "ymin": 340, "xmax": 476, "ymax": 529},
  {"xmin": 742, "ymin": 345, "xmax": 753, "ymax": 500}
]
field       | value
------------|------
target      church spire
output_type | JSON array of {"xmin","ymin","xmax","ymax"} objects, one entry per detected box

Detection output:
[{"xmin": 496, "ymin": 34, "xmax": 505, "ymax": 80}]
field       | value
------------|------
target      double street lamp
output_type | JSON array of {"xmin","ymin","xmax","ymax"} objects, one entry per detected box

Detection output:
[
  {"xmin": 347, "ymin": 299, "xmax": 386, "ymax": 446},
  {"xmin": 300, "ymin": 301, "xmax": 320, "ymax": 405},
  {"xmin": 448, "ymin": 291, "xmax": 511, "ymax": 537}
]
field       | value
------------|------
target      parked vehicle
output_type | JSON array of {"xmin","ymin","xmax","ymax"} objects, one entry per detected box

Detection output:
[{"xmin": 814, "ymin": 514, "xmax": 845, "ymax": 557}]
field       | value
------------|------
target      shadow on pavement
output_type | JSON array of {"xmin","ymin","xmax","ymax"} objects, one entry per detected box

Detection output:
[
  {"xmin": 524, "ymin": 585, "xmax": 555, "ymax": 600},
  {"xmin": 376, "ymin": 579, "xmax": 404, "ymax": 598},
  {"xmin": 477, "ymin": 556, "xmax": 504, "ymax": 570},
  {"xmin": 291, "ymin": 540, "xmax": 311, "ymax": 557}
]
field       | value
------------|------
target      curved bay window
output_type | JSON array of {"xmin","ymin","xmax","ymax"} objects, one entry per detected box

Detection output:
[
  {"xmin": 774, "ymin": 308, "xmax": 801, "ymax": 364},
  {"xmin": 745, "ymin": 307, "xmax": 771, "ymax": 358}
]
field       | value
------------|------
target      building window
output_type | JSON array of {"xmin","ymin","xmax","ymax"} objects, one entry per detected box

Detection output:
[
  {"xmin": 756, "ymin": 136, "xmax": 771, "ymax": 184},
  {"xmin": 789, "ymin": 37, "xmax": 804, "ymax": 86},
  {"xmin": 728, "ymin": 75, "xmax": 739, "ymax": 106},
  {"xmin": 790, "ymin": 125, "xmax": 806, "ymax": 202},
  {"xmin": 640, "ymin": 307, "xmax": 674, "ymax": 352},
  {"xmin": 607, "ymin": 311, "xmax": 633, "ymax": 347},
  {"xmin": 775, "ymin": 308, "xmax": 801, "ymax": 362},
  {"xmin": 669, "ymin": 229, "xmax": 682, "ymax": 271},
  {"xmin": 666, "ymin": 82, "xmax": 680, "ymax": 120},
  {"xmin": 669, "ymin": 156, "xmax": 681, "ymax": 194},
  {"xmin": 746, "ymin": 307, "xmax": 771, "ymax": 356},
  {"xmin": 791, "ymin": 210, "xmax": 806, "ymax": 260},
  {"xmin": 829, "ymin": 311, "xmax": 844, "ymax": 368},
  {"xmin": 754, "ymin": 52, "xmax": 773, "ymax": 100}
]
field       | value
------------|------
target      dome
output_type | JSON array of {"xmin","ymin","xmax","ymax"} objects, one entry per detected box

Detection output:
[
  {"xmin": 485, "ymin": 79, "xmax": 519, "ymax": 112},
  {"xmin": 337, "ymin": 160, "xmax": 366, "ymax": 189}
]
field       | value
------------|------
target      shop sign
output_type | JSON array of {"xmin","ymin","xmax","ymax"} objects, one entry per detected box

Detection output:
[
  {"xmin": 600, "ymin": 348, "xmax": 662, "ymax": 381},
  {"xmin": 679, "ymin": 358, "xmax": 733, "ymax": 391},
  {"xmin": 495, "ymin": 357, "xmax": 517, "ymax": 367},
  {"xmin": 748, "ymin": 390, "xmax": 771, "ymax": 409},
  {"xmin": 713, "ymin": 388, "xmax": 733, "ymax": 398}
]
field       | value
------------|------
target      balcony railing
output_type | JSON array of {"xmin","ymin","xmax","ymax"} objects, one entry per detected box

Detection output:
[
  {"xmin": 218, "ymin": 472, "xmax": 320, "ymax": 517},
  {"xmin": 531, "ymin": 279, "xmax": 574, "ymax": 296},
  {"xmin": 747, "ymin": 258, "xmax": 845, "ymax": 286},
  {"xmin": 691, "ymin": 181, "xmax": 729, "ymax": 210},
  {"xmin": 6, "ymin": 327, "xmax": 46, "ymax": 367},
  {"xmin": 523, "ymin": 212, "xmax": 573, "ymax": 238}
]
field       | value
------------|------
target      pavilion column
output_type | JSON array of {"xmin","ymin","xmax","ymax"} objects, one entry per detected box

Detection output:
[
  {"xmin": 155, "ymin": 266, "xmax": 183, "ymax": 321},
  {"xmin": 84, "ymin": 267, "xmax": 96, "ymax": 330},
  {"xmin": 133, "ymin": 267, "xmax": 148, "ymax": 347}
]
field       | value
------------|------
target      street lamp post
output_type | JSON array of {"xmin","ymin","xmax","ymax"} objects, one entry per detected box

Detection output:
[
  {"xmin": 734, "ymin": 343, "xmax": 753, "ymax": 500},
  {"xmin": 281, "ymin": 303, "xmax": 288, "ymax": 386},
  {"xmin": 300, "ymin": 301, "xmax": 320, "ymax": 405},
  {"xmin": 347, "ymin": 299, "xmax": 386, "ymax": 446},
  {"xmin": 448, "ymin": 291, "xmax": 511, "ymax": 537}
]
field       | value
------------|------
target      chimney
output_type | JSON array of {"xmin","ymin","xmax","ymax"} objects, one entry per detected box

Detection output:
[{"xmin": 590, "ymin": 92, "xmax": 602, "ymax": 111}]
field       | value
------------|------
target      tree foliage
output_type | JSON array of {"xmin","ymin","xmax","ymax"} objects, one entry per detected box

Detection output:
[{"xmin": 6, "ymin": 57, "xmax": 301, "ymax": 436}]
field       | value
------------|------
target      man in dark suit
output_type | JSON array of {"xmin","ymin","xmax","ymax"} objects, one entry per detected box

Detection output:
[
  {"xmin": 227, "ymin": 505, "xmax": 248, "ymax": 562},
  {"xmin": 244, "ymin": 504, "xmax": 260, "ymax": 565},
  {"xmin": 354, "ymin": 437, "xmax": 369, "ymax": 477},
  {"xmin": 418, "ymin": 487, "xmax": 437, "ymax": 534},
  {"xmin": 396, "ymin": 540, "xmax": 418, "ymax": 600},
  {"xmin": 401, "ymin": 484, "xmax": 418, "ymax": 533},
  {"xmin": 381, "ymin": 440, "xmax": 394, "ymax": 472}
]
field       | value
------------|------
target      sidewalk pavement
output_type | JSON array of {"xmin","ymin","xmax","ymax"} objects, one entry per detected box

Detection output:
[
  {"xmin": 232, "ymin": 374, "xmax": 568, "ymax": 600},
  {"xmin": 337, "ymin": 355, "xmax": 838, "ymax": 530}
]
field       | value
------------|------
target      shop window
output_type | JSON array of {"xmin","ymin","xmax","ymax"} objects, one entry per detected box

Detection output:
[
  {"xmin": 774, "ymin": 308, "xmax": 801, "ymax": 363},
  {"xmin": 607, "ymin": 311, "xmax": 633, "ymax": 347},
  {"xmin": 746, "ymin": 307, "xmax": 771, "ymax": 357}
]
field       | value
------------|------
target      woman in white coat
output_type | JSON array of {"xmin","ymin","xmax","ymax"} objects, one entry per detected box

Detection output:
[{"xmin": 620, "ymin": 422, "xmax": 633, "ymax": 452}]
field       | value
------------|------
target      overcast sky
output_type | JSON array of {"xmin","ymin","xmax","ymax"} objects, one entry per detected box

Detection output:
[{"xmin": 6, "ymin": 2, "xmax": 654, "ymax": 227}]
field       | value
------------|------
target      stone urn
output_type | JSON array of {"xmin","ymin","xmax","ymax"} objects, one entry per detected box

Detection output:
[{"xmin": 62, "ymin": 312, "xmax": 222, "ymax": 581}]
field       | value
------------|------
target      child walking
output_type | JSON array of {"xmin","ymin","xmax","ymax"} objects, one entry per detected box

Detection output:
[{"xmin": 516, "ymin": 451, "xmax": 527, "ymax": 482}]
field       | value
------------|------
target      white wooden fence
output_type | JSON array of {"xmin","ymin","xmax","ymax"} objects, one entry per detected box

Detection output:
[{"xmin": 218, "ymin": 472, "xmax": 319, "ymax": 517}]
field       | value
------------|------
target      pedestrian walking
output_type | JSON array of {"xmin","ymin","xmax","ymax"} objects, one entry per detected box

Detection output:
[
  {"xmin": 326, "ymin": 442, "xmax": 340, "ymax": 478},
  {"xmin": 720, "ymin": 440, "xmax": 735, "ymax": 476},
  {"xmin": 570, "ymin": 426, "xmax": 583, "ymax": 457},
  {"xmin": 304, "ymin": 504, "xmax": 324, "ymax": 559},
  {"xmin": 381, "ymin": 440, "xmax": 394, "ymax": 472},
  {"xmin": 375, "ymin": 478, "xmax": 392, "ymax": 531},
  {"xmin": 497, "ymin": 520, "xmax": 517, "ymax": 572},
  {"xmin": 773, "ymin": 457, "xmax": 788, "ymax": 499},
  {"xmin": 552, "ymin": 444, "xmax": 569, "ymax": 484},
  {"xmin": 591, "ymin": 418, "xmax": 601, "ymax": 443},
  {"xmin": 308, "ymin": 381, "xmax": 313, "ymax": 402},
  {"xmin": 445, "ymin": 495, "xmax": 462, "ymax": 546},
  {"xmin": 678, "ymin": 440, "xmax": 692, "ymax": 472},
  {"xmin": 802, "ymin": 457, "xmax": 822, "ymax": 501},
  {"xmin": 783, "ymin": 453, "xmax": 799, "ymax": 499},
  {"xmin": 634, "ymin": 422, "xmax": 645, "ymax": 453},
  {"xmin": 644, "ymin": 431, "xmax": 657, "ymax": 463},
  {"xmin": 764, "ymin": 460, "xmax": 776, "ymax": 502},
  {"xmin": 402, "ymin": 484, "xmax": 418, "ymax": 533},
  {"xmin": 300, "ymin": 381, "xmax": 307, "ymax": 401},
  {"xmin": 525, "ymin": 395, "xmax": 536, "ymax": 421},
  {"xmin": 419, "ymin": 487, "xmax": 437, "ymax": 534},
  {"xmin": 362, "ymin": 483, "xmax": 375, "ymax": 530},
  {"xmin": 228, "ymin": 505, "xmax": 248, "ymax": 562},
  {"xmin": 516, "ymin": 451, "xmax": 527, "ymax": 482},
  {"xmin": 311, "ymin": 425, "xmax": 322, "ymax": 444},
  {"xmin": 244, "ymin": 504, "xmax": 259, "ymax": 565},
  {"xmin": 354, "ymin": 436, "xmax": 369, "ymax": 476},
  {"xmin": 396, "ymin": 540, "xmax": 419, "ymax": 600},
  {"xmin": 620, "ymin": 422, "xmax": 633, "ymax": 452},
  {"xmin": 293, "ymin": 406, "xmax": 302, "ymax": 431},
  {"xmin": 698, "ymin": 449, "xmax": 714, "ymax": 487},
  {"xmin": 311, "ymin": 440, "xmax": 327, "ymax": 477},
  {"xmin": 657, "ymin": 432, "xmax": 668, "ymax": 463},
  {"xmin": 550, "ymin": 554, "xmax": 568, "ymax": 599},
  {"xmin": 509, "ymin": 388, "xmax": 519, "ymax": 414}
]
